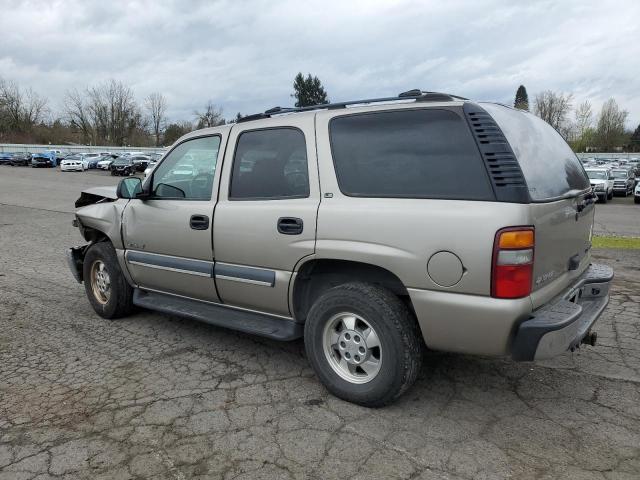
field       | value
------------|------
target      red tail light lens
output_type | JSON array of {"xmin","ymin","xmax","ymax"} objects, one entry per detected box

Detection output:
[{"xmin": 492, "ymin": 227, "xmax": 534, "ymax": 299}]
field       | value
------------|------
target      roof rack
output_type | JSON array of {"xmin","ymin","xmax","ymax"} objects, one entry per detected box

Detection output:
[{"xmin": 237, "ymin": 89, "xmax": 468, "ymax": 123}]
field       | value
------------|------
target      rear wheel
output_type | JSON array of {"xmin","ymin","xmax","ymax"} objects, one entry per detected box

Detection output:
[
  {"xmin": 304, "ymin": 282, "xmax": 423, "ymax": 407},
  {"xmin": 83, "ymin": 242, "xmax": 133, "ymax": 319}
]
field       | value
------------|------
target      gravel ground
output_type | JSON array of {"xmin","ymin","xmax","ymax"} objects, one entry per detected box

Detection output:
[{"xmin": 1, "ymin": 167, "xmax": 639, "ymax": 480}]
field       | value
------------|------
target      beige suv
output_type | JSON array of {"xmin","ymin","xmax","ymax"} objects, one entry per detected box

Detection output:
[{"xmin": 67, "ymin": 90, "xmax": 613, "ymax": 406}]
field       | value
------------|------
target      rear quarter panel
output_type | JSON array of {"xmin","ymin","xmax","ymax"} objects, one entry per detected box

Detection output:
[{"xmin": 314, "ymin": 106, "xmax": 530, "ymax": 295}]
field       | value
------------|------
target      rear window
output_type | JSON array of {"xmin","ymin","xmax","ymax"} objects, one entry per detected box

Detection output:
[
  {"xmin": 481, "ymin": 103, "xmax": 590, "ymax": 201},
  {"xmin": 329, "ymin": 109, "xmax": 494, "ymax": 200}
]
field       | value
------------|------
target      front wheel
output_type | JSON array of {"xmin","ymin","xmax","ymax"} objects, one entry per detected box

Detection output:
[
  {"xmin": 83, "ymin": 242, "xmax": 134, "ymax": 319},
  {"xmin": 304, "ymin": 282, "xmax": 423, "ymax": 407}
]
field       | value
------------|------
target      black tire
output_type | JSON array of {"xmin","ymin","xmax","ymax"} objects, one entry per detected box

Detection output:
[
  {"xmin": 304, "ymin": 282, "xmax": 423, "ymax": 407},
  {"xmin": 602, "ymin": 193, "xmax": 608, "ymax": 203},
  {"xmin": 83, "ymin": 241, "xmax": 133, "ymax": 319},
  {"xmin": 635, "ymin": 197, "xmax": 640, "ymax": 204},
  {"xmin": 608, "ymin": 190, "xmax": 613, "ymax": 200}
]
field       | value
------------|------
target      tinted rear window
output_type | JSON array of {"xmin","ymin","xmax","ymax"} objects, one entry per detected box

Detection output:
[
  {"xmin": 329, "ymin": 109, "xmax": 494, "ymax": 200},
  {"xmin": 481, "ymin": 103, "xmax": 590, "ymax": 201}
]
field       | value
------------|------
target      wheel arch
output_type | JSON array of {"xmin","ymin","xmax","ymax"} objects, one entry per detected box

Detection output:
[{"xmin": 290, "ymin": 258, "xmax": 415, "ymax": 323}]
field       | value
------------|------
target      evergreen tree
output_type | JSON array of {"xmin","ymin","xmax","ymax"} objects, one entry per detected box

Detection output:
[
  {"xmin": 292, "ymin": 73, "xmax": 329, "ymax": 107},
  {"xmin": 629, "ymin": 124, "xmax": 640, "ymax": 152},
  {"xmin": 514, "ymin": 85, "xmax": 529, "ymax": 111}
]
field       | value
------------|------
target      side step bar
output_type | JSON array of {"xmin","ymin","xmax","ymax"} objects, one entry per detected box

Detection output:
[{"xmin": 132, "ymin": 289, "xmax": 303, "ymax": 341}]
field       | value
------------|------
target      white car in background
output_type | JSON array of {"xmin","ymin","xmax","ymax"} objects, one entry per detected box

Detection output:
[
  {"xmin": 96, "ymin": 155, "xmax": 117, "ymax": 170},
  {"xmin": 60, "ymin": 158, "xmax": 84, "ymax": 172},
  {"xmin": 585, "ymin": 168, "xmax": 614, "ymax": 203},
  {"xmin": 635, "ymin": 182, "xmax": 640, "ymax": 204},
  {"xmin": 144, "ymin": 161, "xmax": 160, "ymax": 177},
  {"xmin": 80, "ymin": 153, "xmax": 101, "ymax": 169}
]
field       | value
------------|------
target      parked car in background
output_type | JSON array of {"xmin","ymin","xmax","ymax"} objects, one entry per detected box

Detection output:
[
  {"xmin": 81, "ymin": 153, "xmax": 102, "ymax": 170},
  {"xmin": 60, "ymin": 157, "xmax": 84, "ymax": 172},
  {"xmin": 120, "ymin": 151, "xmax": 144, "ymax": 158},
  {"xmin": 143, "ymin": 161, "xmax": 158, "ymax": 177},
  {"xmin": 131, "ymin": 155, "xmax": 151, "ymax": 172},
  {"xmin": 110, "ymin": 157, "xmax": 135, "ymax": 176},
  {"xmin": 45, "ymin": 150, "xmax": 66, "ymax": 163},
  {"xmin": 9, "ymin": 153, "xmax": 32, "ymax": 166},
  {"xmin": 610, "ymin": 168, "xmax": 635, "ymax": 196},
  {"xmin": 585, "ymin": 168, "xmax": 614, "ymax": 202},
  {"xmin": 149, "ymin": 152, "xmax": 164, "ymax": 162},
  {"xmin": 635, "ymin": 182, "xmax": 640, "ymax": 204},
  {"xmin": 0, "ymin": 152, "xmax": 14, "ymax": 165},
  {"xmin": 96, "ymin": 155, "xmax": 117, "ymax": 170},
  {"xmin": 31, "ymin": 152, "xmax": 55, "ymax": 168}
]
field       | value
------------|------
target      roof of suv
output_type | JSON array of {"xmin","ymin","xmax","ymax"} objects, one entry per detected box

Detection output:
[
  {"xmin": 177, "ymin": 89, "xmax": 468, "ymax": 144},
  {"xmin": 237, "ymin": 89, "xmax": 467, "ymax": 123}
]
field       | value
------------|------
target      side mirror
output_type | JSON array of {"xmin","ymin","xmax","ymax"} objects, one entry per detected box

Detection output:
[{"xmin": 116, "ymin": 177, "xmax": 142, "ymax": 199}]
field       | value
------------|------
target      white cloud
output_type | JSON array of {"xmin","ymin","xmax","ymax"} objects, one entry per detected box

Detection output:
[{"xmin": 0, "ymin": 0, "xmax": 638, "ymax": 127}]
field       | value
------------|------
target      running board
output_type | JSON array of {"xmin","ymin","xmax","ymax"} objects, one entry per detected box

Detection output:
[{"xmin": 132, "ymin": 289, "xmax": 303, "ymax": 341}]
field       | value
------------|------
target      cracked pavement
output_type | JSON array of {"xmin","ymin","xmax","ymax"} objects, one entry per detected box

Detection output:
[{"xmin": 1, "ymin": 168, "xmax": 639, "ymax": 479}]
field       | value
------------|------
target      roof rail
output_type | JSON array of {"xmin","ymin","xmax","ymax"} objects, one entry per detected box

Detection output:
[{"xmin": 237, "ymin": 89, "xmax": 467, "ymax": 123}]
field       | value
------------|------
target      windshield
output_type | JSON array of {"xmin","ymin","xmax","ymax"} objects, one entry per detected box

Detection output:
[
  {"xmin": 113, "ymin": 158, "xmax": 131, "ymax": 165},
  {"xmin": 586, "ymin": 170, "xmax": 608, "ymax": 180},
  {"xmin": 610, "ymin": 170, "xmax": 628, "ymax": 179}
]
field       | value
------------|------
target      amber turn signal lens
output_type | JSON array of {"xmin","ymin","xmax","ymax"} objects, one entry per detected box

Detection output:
[{"xmin": 498, "ymin": 229, "xmax": 534, "ymax": 249}]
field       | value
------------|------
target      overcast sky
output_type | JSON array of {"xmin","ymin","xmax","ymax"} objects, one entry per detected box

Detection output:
[{"xmin": 1, "ymin": 0, "xmax": 639, "ymax": 127}]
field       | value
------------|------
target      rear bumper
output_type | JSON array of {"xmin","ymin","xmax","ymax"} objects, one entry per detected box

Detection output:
[{"xmin": 511, "ymin": 263, "xmax": 613, "ymax": 361}]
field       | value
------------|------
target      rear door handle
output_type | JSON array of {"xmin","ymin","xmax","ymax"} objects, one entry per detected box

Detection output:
[
  {"xmin": 190, "ymin": 214, "xmax": 209, "ymax": 230},
  {"xmin": 277, "ymin": 217, "xmax": 303, "ymax": 235}
]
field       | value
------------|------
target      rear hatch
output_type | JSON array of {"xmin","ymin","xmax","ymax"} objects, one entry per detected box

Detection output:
[{"xmin": 482, "ymin": 104, "xmax": 593, "ymax": 308}]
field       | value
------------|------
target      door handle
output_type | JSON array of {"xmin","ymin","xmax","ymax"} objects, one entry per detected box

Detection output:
[
  {"xmin": 277, "ymin": 217, "xmax": 303, "ymax": 235},
  {"xmin": 190, "ymin": 214, "xmax": 210, "ymax": 230}
]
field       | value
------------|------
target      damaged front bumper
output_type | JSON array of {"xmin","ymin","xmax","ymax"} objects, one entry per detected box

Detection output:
[{"xmin": 66, "ymin": 245, "xmax": 88, "ymax": 283}]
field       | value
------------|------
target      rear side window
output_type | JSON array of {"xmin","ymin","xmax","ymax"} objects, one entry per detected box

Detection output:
[
  {"xmin": 230, "ymin": 128, "xmax": 309, "ymax": 200},
  {"xmin": 481, "ymin": 103, "xmax": 590, "ymax": 201},
  {"xmin": 329, "ymin": 109, "xmax": 494, "ymax": 200}
]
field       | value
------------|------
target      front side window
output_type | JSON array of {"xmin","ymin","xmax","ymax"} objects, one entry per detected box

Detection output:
[
  {"xmin": 230, "ymin": 128, "xmax": 309, "ymax": 199},
  {"xmin": 151, "ymin": 136, "xmax": 221, "ymax": 200},
  {"xmin": 329, "ymin": 109, "xmax": 494, "ymax": 199}
]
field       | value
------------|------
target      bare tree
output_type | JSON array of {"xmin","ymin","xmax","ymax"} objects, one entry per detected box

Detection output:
[
  {"xmin": 22, "ymin": 88, "xmax": 48, "ymax": 127},
  {"xmin": 596, "ymin": 98, "xmax": 628, "ymax": 151},
  {"xmin": 195, "ymin": 101, "xmax": 225, "ymax": 128},
  {"xmin": 0, "ymin": 79, "xmax": 48, "ymax": 132},
  {"xmin": 574, "ymin": 100, "xmax": 593, "ymax": 138},
  {"xmin": 64, "ymin": 88, "xmax": 94, "ymax": 144},
  {"xmin": 64, "ymin": 80, "xmax": 146, "ymax": 146},
  {"xmin": 145, "ymin": 92, "xmax": 167, "ymax": 146},
  {"xmin": 533, "ymin": 90, "xmax": 573, "ymax": 137}
]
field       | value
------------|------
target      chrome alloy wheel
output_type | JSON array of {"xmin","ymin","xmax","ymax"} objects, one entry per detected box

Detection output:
[
  {"xmin": 323, "ymin": 312, "xmax": 382, "ymax": 384},
  {"xmin": 90, "ymin": 260, "xmax": 111, "ymax": 305}
]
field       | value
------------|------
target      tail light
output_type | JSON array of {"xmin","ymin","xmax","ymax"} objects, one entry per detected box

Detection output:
[{"xmin": 492, "ymin": 227, "xmax": 534, "ymax": 299}]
